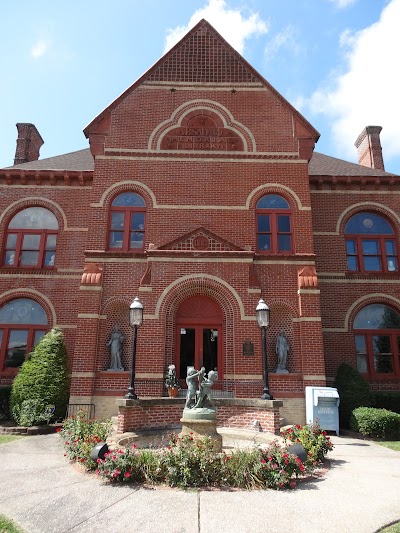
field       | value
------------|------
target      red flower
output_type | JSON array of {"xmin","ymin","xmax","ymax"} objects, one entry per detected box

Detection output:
[
  {"xmin": 290, "ymin": 481, "xmax": 296, "ymax": 488},
  {"xmin": 124, "ymin": 472, "xmax": 131, "ymax": 478},
  {"xmin": 261, "ymin": 459, "xmax": 266, "ymax": 464},
  {"xmin": 295, "ymin": 424, "xmax": 302, "ymax": 429},
  {"xmin": 56, "ymin": 427, "xmax": 61, "ymax": 433}
]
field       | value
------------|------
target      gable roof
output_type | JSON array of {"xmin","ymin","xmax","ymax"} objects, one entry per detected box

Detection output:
[
  {"xmin": 309, "ymin": 152, "xmax": 396, "ymax": 177},
  {"xmin": 83, "ymin": 19, "xmax": 319, "ymax": 142},
  {"xmin": 2, "ymin": 147, "xmax": 397, "ymax": 178},
  {"xmin": 3, "ymin": 149, "xmax": 94, "ymax": 171}
]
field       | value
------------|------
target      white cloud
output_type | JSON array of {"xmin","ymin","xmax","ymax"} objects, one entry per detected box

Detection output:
[
  {"xmin": 31, "ymin": 39, "xmax": 48, "ymax": 59},
  {"xmin": 164, "ymin": 0, "xmax": 268, "ymax": 54},
  {"xmin": 307, "ymin": 0, "xmax": 400, "ymax": 162},
  {"xmin": 328, "ymin": 0, "xmax": 358, "ymax": 8},
  {"xmin": 264, "ymin": 25, "xmax": 300, "ymax": 64}
]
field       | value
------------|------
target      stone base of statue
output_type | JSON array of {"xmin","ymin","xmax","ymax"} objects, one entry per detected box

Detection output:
[
  {"xmin": 180, "ymin": 407, "xmax": 222, "ymax": 452},
  {"xmin": 275, "ymin": 367, "xmax": 289, "ymax": 374}
]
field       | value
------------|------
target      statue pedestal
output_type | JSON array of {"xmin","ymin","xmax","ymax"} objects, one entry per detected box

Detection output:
[{"xmin": 180, "ymin": 407, "xmax": 222, "ymax": 452}]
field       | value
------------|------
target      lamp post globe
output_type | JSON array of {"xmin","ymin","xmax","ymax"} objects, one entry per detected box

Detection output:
[
  {"xmin": 256, "ymin": 299, "xmax": 272, "ymax": 400},
  {"xmin": 125, "ymin": 297, "xmax": 143, "ymax": 400}
]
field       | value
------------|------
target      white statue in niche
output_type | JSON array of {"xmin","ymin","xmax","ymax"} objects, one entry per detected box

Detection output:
[
  {"xmin": 107, "ymin": 325, "xmax": 125, "ymax": 371},
  {"xmin": 275, "ymin": 331, "xmax": 289, "ymax": 374}
]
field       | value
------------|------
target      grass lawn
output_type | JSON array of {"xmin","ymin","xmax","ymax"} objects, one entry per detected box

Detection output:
[
  {"xmin": 0, "ymin": 514, "xmax": 24, "ymax": 533},
  {"xmin": 0, "ymin": 435, "xmax": 24, "ymax": 445},
  {"xmin": 377, "ymin": 441, "xmax": 400, "ymax": 452}
]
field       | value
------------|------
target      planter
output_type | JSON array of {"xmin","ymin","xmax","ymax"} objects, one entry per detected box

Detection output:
[{"xmin": 168, "ymin": 387, "xmax": 179, "ymax": 398}]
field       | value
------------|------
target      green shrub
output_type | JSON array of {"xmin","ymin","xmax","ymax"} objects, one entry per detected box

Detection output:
[
  {"xmin": 373, "ymin": 392, "xmax": 400, "ymax": 414},
  {"xmin": 334, "ymin": 363, "xmax": 372, "ymax": 428},
  {"xmin": 0, "ymin": 386, "xmax": 11, "ymax": 419},
  {"xmin": 350, "ymin": 407, "xmax": 400, "ymax": 439},
  {"xmin": 10, "ymin": 328, "xmax": 69, "ymax": 426},
  {"xmin": 60, "ymin": 411, "xmax": 112, "ymax": 469},
  {"xmin": 280, "ymin": 421, "xmax": 334, "ymax": 466},
  {"xmin": 67, "ymin": 423, "xmax": 334, "ymax": 490}
]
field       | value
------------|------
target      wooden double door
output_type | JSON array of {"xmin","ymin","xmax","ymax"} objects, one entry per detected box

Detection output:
[{"xmin": 175, "ymin": 296, "xmax": 223, "ymax": 382}]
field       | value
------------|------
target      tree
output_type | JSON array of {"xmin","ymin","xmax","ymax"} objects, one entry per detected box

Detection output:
[
  {"xmin": 10, "ymin": 328, "xmax": 69, "ymax": 426},
  {"xmin": 334, "ymin": 363, "xmax": 372, "ymax": 429}
]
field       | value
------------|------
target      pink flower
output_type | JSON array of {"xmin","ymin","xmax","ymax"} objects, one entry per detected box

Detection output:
[
  {"xmin": 290, "ymin": 481, "xmax": 296, "ymax": 488},
  {"xmin": 124, "ymin": 472, "xmax": 131, "ymax": 478},
  {"xmin": 113, "ymin": 473, "xmax": 118, "ymax": 478},
  {"xmin": 261, "ymin": 459, "xmax": 266, "ymax": 464}
]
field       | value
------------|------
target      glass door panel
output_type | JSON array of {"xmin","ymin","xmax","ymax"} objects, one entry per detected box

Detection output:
[
  {"xmin": 202, "ymin": 328, "xmax": 218, "ymax": 374},
  {"xmin": 179, "ymin": 328, "xmax": 195, "ymax": 379}
]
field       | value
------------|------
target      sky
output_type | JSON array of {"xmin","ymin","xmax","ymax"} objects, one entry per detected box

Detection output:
[{"xmin": 1, "ymin": 0, "xmax": 399, "ymax": 173}]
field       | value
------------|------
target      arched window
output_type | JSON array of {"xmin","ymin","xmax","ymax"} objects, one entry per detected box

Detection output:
[
  {"xmin": 0, "ymin": 298, "xmax": 48, "ymax": 371},
  {"xmin": 353, "ymin": 303, "xmax": 400, "ymax": 377},
  {"xmin": 3, "ymin": 207, "xmax": 58, "ymax": 268},
  {"xmin": 108, "ymin": 192, "xmax": 146, "ymax": 251},
  {"xmin": 256, "ymin": 194, "xmax": 292, "ymax": 253},
  {"xmin": 345, "ymin": 212, "xmax": 398, "ymax": 273}
]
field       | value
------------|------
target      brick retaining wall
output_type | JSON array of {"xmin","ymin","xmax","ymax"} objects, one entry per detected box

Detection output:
[{"xmin": 116, "ymin": 398, "xmax": 283, "ymax": 434}]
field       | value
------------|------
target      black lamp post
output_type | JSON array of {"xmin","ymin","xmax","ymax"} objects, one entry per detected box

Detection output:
[
  {"xmin": 256, "ymin": 298, "xmax": 272, "ymax": 400},
  {"xmin": 125, "ymin": 296, "xmax": 143, "ymax": 400}
]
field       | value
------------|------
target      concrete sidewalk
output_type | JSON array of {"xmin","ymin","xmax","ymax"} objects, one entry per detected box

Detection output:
[{"xmin": 0, "ymin": 433, "xmax": 399, "ymax": 533}]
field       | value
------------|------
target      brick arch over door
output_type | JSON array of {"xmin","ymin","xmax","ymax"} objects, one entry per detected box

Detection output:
[{"xmin": 160, "ymin": 278, "xmax": 238, "ymax": 388}]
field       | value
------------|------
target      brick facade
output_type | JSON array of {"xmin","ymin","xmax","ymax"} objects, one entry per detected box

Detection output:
[{"xmin": 0, "ymin": 20, "xmax": 399, "ymax": 426}]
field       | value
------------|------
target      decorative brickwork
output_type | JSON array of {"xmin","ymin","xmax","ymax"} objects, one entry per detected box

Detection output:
[{"xmin": 147, "ymin": 23, "xmax": 261, "ymax": 85}]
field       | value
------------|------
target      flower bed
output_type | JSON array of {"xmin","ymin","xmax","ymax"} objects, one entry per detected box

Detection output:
[{"xmin": 60, "ymin": 413, "xmax": 333, "ymax": 490}]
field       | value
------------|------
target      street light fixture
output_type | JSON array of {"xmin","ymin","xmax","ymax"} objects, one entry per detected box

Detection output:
[
  {"xmin": 125, "ymin": 296, "xmax": 143, "ymax": 400},
  {"xmin": 256, "ymin": 298, "xmax": 272, "ymax": 400}
]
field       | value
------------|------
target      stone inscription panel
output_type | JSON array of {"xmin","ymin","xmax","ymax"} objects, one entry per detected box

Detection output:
[{"xmin": 160, "ymin": 115, "xmax": 244, "ymax": 151}]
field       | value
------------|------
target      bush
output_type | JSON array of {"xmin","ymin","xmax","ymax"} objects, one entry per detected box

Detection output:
[
  {"xmin": 60, "ymin": 411, "xmax": 112, "ymax": 469},
  {"xmin": 280, "ymin": 421, "xmax": 334, "ymax": 467},
  {"xmin": 0, "ymin": 386, "xmax": 11, "ymax": 420},
  {"xmin": 350, "ymin": 407, "xmax": 400, "ymax": 439},
  {"xmin": 373, "ymin": 392, "xmax": 400, "ymax": 414},
  {"xmin": 334, "ymin": 363, "xmax": 372, "ymax": 428},
  {"xmin": 10, "ymin": 328, "xmax": 69, "ymax": 426},
  {"xmin": 64, "ymin": 422, "xmax": 334, "ymax": 490}
]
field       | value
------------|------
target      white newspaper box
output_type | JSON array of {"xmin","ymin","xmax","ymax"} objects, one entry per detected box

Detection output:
[{"xmin": 305, "ymin": 386, "xmax": 340, "ymax": 436}]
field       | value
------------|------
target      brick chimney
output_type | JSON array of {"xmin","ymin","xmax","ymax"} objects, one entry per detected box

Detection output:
[
  {"xmin": 354, "ymin": 125, "xmax": 385, "ymax": 171},
  {"xmin": 14, "ymin": 123, "xmax": 44, "ymax": 165}
]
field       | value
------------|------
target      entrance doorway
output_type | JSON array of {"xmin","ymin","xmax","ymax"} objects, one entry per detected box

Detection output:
[{"xmin": 175, "ymin": 296, "xmax": 223, "ymax": 382}]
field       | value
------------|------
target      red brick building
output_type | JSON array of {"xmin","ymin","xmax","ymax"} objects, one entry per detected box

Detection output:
[{"xmin": 1, "ymin": 20, "xmax": 399, "ymax": 423}]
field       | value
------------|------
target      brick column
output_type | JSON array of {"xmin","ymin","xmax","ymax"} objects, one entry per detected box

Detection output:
[
  {"xmin": 69, "ymin": 264, "xmax": 103, "ymax": 409},
  {"xmin": 297, "ymin": 267, "xmax": 326, "ymax": 389}
]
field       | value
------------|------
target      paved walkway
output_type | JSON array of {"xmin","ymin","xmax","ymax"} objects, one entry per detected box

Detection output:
[{"xmin": 0, "ymin": 433, "xmax": 399, "ymax": 533}]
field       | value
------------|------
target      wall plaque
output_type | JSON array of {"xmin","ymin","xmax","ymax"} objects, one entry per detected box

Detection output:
[{"xmin": 243, "ymin": 340, "xmax": 254, "ymax": 357}]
